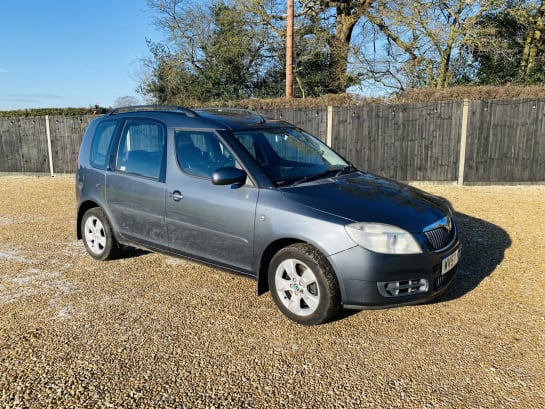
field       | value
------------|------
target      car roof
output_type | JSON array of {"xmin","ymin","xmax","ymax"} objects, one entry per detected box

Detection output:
[{"xmin": 103, "ymin": 105, "xmax": 291, "ymax": 131}]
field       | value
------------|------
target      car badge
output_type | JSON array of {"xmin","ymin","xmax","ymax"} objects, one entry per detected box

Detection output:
[
  {"xmin": 424, "ymin": 216, "xmax": 452, "ymax": 233},
  {"xmin": 444, "ymin": 217, "xmax": 452, "ymax": 233}
]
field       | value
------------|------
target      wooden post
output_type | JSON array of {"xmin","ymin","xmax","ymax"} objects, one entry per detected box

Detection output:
[
  {"xmin": 457, "ymin": 99, "xmax": 469, "ymax": 185},
  {"xmin": 45, "ymin": 115, "xmax": 54, "ymax": 177},
  {"xmin": 285, "ymin": 0, "xmax": 294, "ymax": 99}
]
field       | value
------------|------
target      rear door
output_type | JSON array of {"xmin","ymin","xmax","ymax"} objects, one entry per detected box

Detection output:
[
  {"xmin": 165, "ymin": 129, "xmax": 258, "ymax": 274},
  {"xmin": 106, "ymin": 118, "xmax": 168, "ymax": 249}
]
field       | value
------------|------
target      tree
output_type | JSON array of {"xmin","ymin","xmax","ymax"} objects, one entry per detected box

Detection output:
[
  {"xmin": 142, "ymin": 0, "xmax": 271, "ymax": 104},
  {"xmin": 113, "ymin": 96, "xmax": 140, "ymax": 108},
  {"xmin": 520, "ymin": 0, "xmax": 545, "ymax": 78},
  {"xmin": 141, "ymin": 0, "xmax": 342, "ymax": 102},
  {"xmin": 138, "ymin": 40, "xmax": 195, "ymax": 104},
  {"xmin": 142, "ymin": 0, "xmax": 542, "ymax": 101},
  {"xmin": 350, "ymin": 0, "xmax": 504, "ymax": 91},
  {"xmin": 301, "ymin": 0, "xmax": 372, "ymax": 93},
  {"xmin": 298, "ymin": 1, "xmax": 510, "ymax": 93},
  {"xmin": 472, "ymin": 0, "xmax": 545, "ymax": 84},
  {"xmin": 198, "ymin": 2, "xmax": 266, "ymax": 99}
]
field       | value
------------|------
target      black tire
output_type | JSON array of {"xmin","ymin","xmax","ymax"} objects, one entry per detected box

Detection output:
[
  {"xmin": 268, "ymin": 243, "xmax": 341, "ymax": 325},
  {"xmin": 81, "ymin": 207, "xmax": 119, "ymax": 261}
]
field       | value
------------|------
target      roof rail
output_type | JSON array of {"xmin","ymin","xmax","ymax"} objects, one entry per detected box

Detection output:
[
  {"xmin": 195, "ymin": 107, "xmax": 267, "ymax": 123},
  {"xmin": 196, "ymin": 107, "xmax": 258, "ymax": 115},
  {"xmin": 106, "ymin": 105, "xmax": 199, "ymax": 117}
]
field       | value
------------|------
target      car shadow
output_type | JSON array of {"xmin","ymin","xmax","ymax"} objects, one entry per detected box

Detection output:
[
  {"xmin": 116, "ymin": 246, "xmax": 150, "ymax": 259},
  {"xmin": 434, "ymin": 211, "xmax": 511, "ymax": 302}
]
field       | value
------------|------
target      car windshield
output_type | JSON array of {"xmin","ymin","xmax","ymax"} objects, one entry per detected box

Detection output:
[{"xmin": 232, "ymin": 128, "xmax": 353, "ymax": 186}]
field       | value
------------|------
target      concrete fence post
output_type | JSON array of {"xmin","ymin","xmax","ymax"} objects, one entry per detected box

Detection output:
[
  {"xmin": 326, "ymin": 105, "xmax": 333, "ymax": 147},
  {"xmin": 45, "ymin": 115, "xmax": 54, "ymax": 177},
  {"xmin": 457, "ymin": 99, "xmax": 469, "ymax": 185}
]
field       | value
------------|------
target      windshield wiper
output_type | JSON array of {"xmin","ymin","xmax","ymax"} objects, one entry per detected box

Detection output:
[
  {"xmin": 334, "ymin": 165, "xmax": 357, "ymax": 176},
  {"xmin": 291, "ymin": 166, "xmax": 355, "ymax": 186},
  {"xmin": 291, "ymin": 171, "xmax": 335, "ymax": 186}
]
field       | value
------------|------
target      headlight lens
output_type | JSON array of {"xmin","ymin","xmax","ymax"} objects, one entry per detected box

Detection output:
[{"xmin": 345, "ymin": 222, "xmax": 422, "ymax": 254}]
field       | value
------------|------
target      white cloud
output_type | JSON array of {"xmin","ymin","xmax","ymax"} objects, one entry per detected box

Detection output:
[{"xmin": 0, "ymin": 93, "xmax": 66, "ymax": 110}]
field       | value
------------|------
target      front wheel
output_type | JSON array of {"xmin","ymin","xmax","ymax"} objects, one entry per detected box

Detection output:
[
  {"xmin": 81, "ymin": 207, "xmax": 118, "ymax": 261},
  {"xmin": 268, "ymin": 244, "xmax": 341, "ymax": 325}
]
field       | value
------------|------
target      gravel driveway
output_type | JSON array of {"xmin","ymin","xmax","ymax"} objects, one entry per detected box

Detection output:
[{"xmin": 1, "ymin": 175, "xmax": 544, "ymax": 408}]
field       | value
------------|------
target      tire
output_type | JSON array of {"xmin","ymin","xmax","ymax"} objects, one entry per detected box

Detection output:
[
  {"xmin": 81, "ymin": 207, "xmax": 118, "ymax": 261},
  {"xmin": 268, "ymin": 243, "xmax": 341, "ymax": 325}
]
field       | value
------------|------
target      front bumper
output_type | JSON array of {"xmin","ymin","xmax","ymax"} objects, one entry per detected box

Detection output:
[{"xmin": 329, "ymin": 241, "xmax": 461, "ymax": 309}]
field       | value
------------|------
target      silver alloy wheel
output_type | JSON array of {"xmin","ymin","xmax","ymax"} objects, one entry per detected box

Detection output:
[
  {"xmin": 84, "ymin": 215, "xmax": 107, "ymax": 255},
  {"xmin": 274, "ymin": 258, "xmax": 320, "ymax": 317}
]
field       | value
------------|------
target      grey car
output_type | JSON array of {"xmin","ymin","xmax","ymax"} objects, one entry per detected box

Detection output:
[{"xmin": 76, "ymin": 106, "xmax": 460, "ymax": 325}]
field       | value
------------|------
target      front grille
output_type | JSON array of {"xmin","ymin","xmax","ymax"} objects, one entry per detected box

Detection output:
[
  {"xmin": 424, "ymin": 215, "xmax": 457, "ymax": 251},
  {"xmin": 378, "ymin": 279, "xmax": 428, "ymax": 298},
  {"xmin": 434, "ymin": 267, "xmax": 457, "ymax": 291},
  {"xmin": 424, "ymin": 227, "xmax": 454, "ymax": 250}
]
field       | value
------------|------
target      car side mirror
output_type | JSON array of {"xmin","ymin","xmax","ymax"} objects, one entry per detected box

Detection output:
[{"xmin": 211, "ymin": 166, "xmax": 247, "ymax": 187}]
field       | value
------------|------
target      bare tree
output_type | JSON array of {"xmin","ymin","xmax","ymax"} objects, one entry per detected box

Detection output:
[
  {"xmin": 301, "ymin": 1, "xmax": 374, "ymax": 93},
  {"xmin": 354, "ymin": 0, "xmax": 504, "ymax": 91},
  {"xmin": 113, "ymin": 96, "xmax": 140, "ymax": 108}
]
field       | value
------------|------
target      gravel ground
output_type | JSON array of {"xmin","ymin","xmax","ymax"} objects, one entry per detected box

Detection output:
[{"xmin": 0, "ymin": 175, "xmax": 544, "ymax": 409}]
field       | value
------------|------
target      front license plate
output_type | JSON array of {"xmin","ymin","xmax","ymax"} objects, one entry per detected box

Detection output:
[{"xmin": 442, "ymin": 248, "xmax": 460, "ymax": 275}]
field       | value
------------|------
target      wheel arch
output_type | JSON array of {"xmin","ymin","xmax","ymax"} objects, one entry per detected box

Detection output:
[
  {"xmin": 257, "ymin": 238, "xmax": 343, "ymax": 297},
  {"xmin": 257, "ymin": 238, "xmax": 303, "ymax": 295},
  {"xmin": 76, "ymin": 200, "xmax": 101, "ymax": 239},
  {"xmin": 265, "ymin": 241, "xmax": 343, "ymax": 325}
]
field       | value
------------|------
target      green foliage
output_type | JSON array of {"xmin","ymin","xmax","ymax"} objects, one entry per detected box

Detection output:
[
  {"xmin": 474, "ymin": 10, "xmax": 522, "ymax": 84},
  {"xmin": 472, "ymin": 1, "xmax": 545, "ymax": 85},
  {"xmin": 201, "ymin": 3, "xmax": 260, "ymax": 99},
  {"xmin": 0, "ymin": 106, "xmax": 109, "ymax": 118},
  {"xmin": 141, "ymin": 0, "xmax": 283, "ymax": 105}
]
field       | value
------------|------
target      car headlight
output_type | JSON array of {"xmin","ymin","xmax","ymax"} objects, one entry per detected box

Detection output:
[{"xmin": 345, "ymin": 222, "xmax": 422, "ymax": 254}]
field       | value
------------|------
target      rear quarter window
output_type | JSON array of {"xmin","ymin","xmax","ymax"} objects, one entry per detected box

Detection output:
[{"xmin": 90, "ymin": 120, "xmax": 118, "ymax": 169}]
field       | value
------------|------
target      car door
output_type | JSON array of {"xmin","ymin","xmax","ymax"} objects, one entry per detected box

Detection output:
[
  {"xmin": 106, "ymin": 118, "xmax": 168, "ymax": 249},
  {"xmin": 165, "ymin": 129, "xmax": 258, "ymax": 274}
]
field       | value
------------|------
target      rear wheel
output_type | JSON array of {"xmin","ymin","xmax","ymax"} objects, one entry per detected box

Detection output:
[
  {"xmin": 81, "ymin": 207, "xmax": 118, "ymax": 261},
  {"xmin": 268, "ymin": 243, "xmax": 341, "ymax": 325}
]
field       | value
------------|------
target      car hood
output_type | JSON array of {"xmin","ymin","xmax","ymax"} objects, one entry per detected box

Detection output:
[{"xmin": 279, "ymin": 172, "xmax": 450, "ymax": 233}]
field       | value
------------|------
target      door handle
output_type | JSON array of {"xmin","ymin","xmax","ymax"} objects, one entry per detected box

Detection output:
[{"xmin": 169, "ymin": 190, "xmax": 184, "ymax": 201}]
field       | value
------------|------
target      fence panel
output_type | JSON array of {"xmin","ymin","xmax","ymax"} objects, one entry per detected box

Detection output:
[
  {"xmin": 0, "ymin": 118, "xmax": 21, "ymax": 172},
  {"xmin": 49, "ymin": 115, "xmax": 96, "ymax": 173},
  {"xmin": 332, "ymin": 102, "xmax": 461, "ymax": 181},
  {"xmin": 0, "ymin": 117, "xmax": 49, "ymax": 172},
  {"xmin": 465, "ymin": 99, "xmax": 545, "ymax": 183}
]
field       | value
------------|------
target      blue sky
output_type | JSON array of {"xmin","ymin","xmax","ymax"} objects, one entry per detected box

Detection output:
[{"xmin": 0, "ymin": 0, "xmax": 163, "ymax": 111}]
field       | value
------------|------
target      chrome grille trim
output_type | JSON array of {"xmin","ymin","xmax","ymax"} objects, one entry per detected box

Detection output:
[
  {"xmin": 424, "ymin": 227, "xmax": 452, "ymax": 250},
  {"xmin": 423, "ymin": 216, "xmax": 456, "ymax": 251}
]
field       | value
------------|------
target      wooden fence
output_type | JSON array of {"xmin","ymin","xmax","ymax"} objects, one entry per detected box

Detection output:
[
  {"xmin": 0, "ymin": 115, "xmax": 95, "ymax": 174},
  {"xmin": 1, "ymin": 98, "xmax": 544, "ymax": 184},
  {"xmin": 262, "ymin": 98, "xmax": 545, "ymax": 184}
]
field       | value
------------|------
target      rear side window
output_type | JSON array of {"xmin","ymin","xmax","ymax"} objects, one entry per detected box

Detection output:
[
  {"xmin": 90, "ymin": 121, "xmax": 118, "ymax": 169},
  {"xmin": 116, "ymin": 120, "xmax": 166, "ymax": 180}
]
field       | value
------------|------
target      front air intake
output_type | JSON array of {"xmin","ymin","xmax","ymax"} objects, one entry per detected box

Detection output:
[{"xmin": 378, "ymin": 279, "xmax": 428, "ymax": 298}]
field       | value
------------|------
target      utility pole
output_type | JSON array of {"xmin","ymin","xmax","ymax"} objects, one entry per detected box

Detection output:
[{"xmin": 286, "ymin": 0, "xmax": 294, "ymax": 99}]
